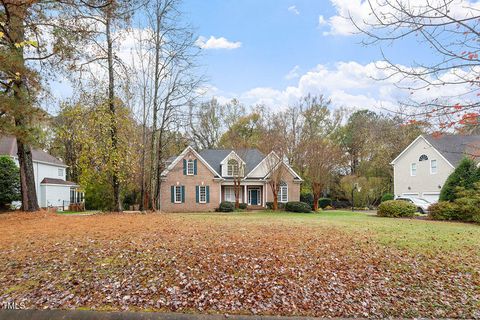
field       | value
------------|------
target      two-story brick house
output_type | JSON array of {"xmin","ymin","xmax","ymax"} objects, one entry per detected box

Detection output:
[{"xmin": 159, "ymin": 146, "xmax": 303, "ymax": 212}]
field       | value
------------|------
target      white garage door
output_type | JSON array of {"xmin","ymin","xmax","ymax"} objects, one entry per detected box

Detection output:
[
  {"xmin": 422, "ymin": 192, "xmax": 440, "ymax": 203},
  {"xmin": 401, "ymin": 193, "xmax": 419, "ymax": 197}
]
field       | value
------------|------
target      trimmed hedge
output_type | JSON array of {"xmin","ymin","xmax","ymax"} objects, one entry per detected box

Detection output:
[
  {"xmin": 381, "ymin": 193, "xmax": 394, "ymax": 203},
  {"xmin": 428, "ymin": 202, "xmax": 460, "ymax": 221},
  {"xmin": 217, "ymin": 201, "xmax": 235, "ymax": 212},
  {"xmin": 318, "ymin": 198, "xmax": 332, "ymax": 209},
  {"xmin": 377, "ymin": 200, "xmax": 416, "ymax": 218},
  {"xmin": 238, "ymin": 203, "xmax": 247, "ymax": 210},
  {"xmin": 285, "ymin": 201, "xmax": 311, "ymax": 213}
]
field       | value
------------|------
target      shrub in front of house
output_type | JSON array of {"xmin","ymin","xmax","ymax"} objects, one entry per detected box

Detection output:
[
  {"xmin": 266, "ymin": 202, "xmax": 285, "ymax": 210},
  {"xmin": 428, "ymin": 202, "xmax": 459, "ymax": 220},
  {"xmin": 217, "ymin": 201, "xmax": 235, "ymax": 212},
  {"xmin": 318, "ymin": 198, "xmax": 332, "ymax": 209},
  {"xmin": 430, "ymin": 184, "xmax": 480, "ymax": 222},
  {"xmin": 377, "ymin": 200, "xmax": 416, "ymax": 218},
  {"xmin": 239, "ymin": 203, "xmax": 247, "ymax": 210},
  {"xmin": 300, "ymin": 192, "xmax": 314, "ymax": 208},
  {"xmin": 332, "ymin": 200, "xmax": 350, "ymax": 208},
  {"xmin": 381, "ymin": 193, "xmax": 394, "ymax": 203},
  {"xmin": 285, "ymin": 201, "xmax": 311, "ymax": 213},
  {"xmin": 439, "ymin": 157, "xmax": 480, "ymax": 202}
]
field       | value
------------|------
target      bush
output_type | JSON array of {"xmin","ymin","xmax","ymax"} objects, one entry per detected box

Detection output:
[
  {"xmin": 0, "ymin": 156, "xmax": 20, "ymax": 208},
  {"xmin": 377, "ymin": 200, "xmax": 416, "ymax": 218},
  {"xmin": 266, "ymin": 202, "xmax": 285, "ymax": 210},
  {"xmin": 300, "ymin": 193, "xmax": 314, "ymax": 208},
  {"xmin": 428, "ymin": 202, "xmax": 459, "ymax": 220},
  {"xmin": 285, "ymin": 201, "xmax": 311, "ymax": 213},
  {"xmin": 217, "ymin": 201, "xmax": 235, "ymax": 212},
  {"xmin": 440, "ymin": 157, "xmax": 480, "ymax": 202},
  {"xmin": 318, "ymin": 198, "xmax": 332, "ymax": 209},
  {"xmin": 239, "ymin": 203, "xmax": 247, "ymax": 210},
  {"xmin": 324, "ymin": 205, "xmax": 334, "ymax": 210},
  {"xmin": 332, "ymin": 200, "xmax": 350, "ymax": 208},
  {"xmin": 381, "ymin": 193, "xmax": 394, "ymax": 203}
]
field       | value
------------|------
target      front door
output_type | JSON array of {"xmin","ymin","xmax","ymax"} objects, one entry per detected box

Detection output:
[{"xmin": 250, "ymin": 189, "xmax": 258, "ymax": 205}]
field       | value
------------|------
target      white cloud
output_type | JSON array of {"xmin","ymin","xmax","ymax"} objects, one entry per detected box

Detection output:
[
  {"xmin": 323, "ymin": 0, "xmax": 480, "ymax": 36},
  {"xmin": 284, "ymin": 65, "xmax": 301, "ymax": 80},
  {"xmin": 288, "ymin": 5, "xmax": 300, "ymax": 15},
  {"xmin": 318, "ymin": 15, "xmax": 327, "ymax": 26},
  {"xmin": 207, "ymin": 60, "xmax": 476, "ymax": 113},
  {"xmin": 195, "ymin": 36, "xmax": 242, "ymax": 50}
]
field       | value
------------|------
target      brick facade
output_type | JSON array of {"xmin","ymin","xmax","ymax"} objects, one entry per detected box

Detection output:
[
  {"xmin": 160, "ymin": 150, "xmax": 221, "ymax": 212},
  {"xmin": 265, "ymin": 166, "xmax": 301, "ymax": 204}
]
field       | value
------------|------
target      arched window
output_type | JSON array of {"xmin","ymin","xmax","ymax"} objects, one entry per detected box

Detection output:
[
  {"xmin": 227, "ymin": 159, "xmax": 239, "ymax": 176},
  {"xmin": 278, "ymin": 181, "xmax": 288, "ymax": 203},
  {"xmin": 419, "ymin": 154, "xmax": 428, "ymax": 161}
]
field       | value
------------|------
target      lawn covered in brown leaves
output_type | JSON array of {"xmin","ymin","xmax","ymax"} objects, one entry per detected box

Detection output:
[{"xmin": 0, "ymin": 210, "xmax": 479, "ymax": 318}]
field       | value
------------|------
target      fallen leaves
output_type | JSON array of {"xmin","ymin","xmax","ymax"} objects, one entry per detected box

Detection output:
[{"xmin": 0, "ymin": 212, "xmax": 478, "ymax": 318}]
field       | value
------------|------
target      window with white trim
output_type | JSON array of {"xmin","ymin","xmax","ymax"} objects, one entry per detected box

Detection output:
[
  {"xmin": 58, "ymin": 168, "xmax": 64, "ymax": 177},
  {"xmin": 224, "ymin": 187, "xmax": 235, "ymax": 202},
  {"xmin": 227, "ymin": 159, "xmax": 239, "ymax": 176},
  {"xmin": 174, "ymin": 186, "xmax": 182, "ymax": 203},
  {"xmin": 430, "ymin": 159, "xmax": 438, "ymax": 174},
  {"xmin": 199, "ymin": 186, "xmax": 207, "ymax": 203},
  {"xmin": 278, "ymin": 181, "xmax": 288, "ymax": 203},
  {"xmin": 411, "ymin": 163, "xmax": 417, "ymax": 176},
  {"xmin": 186, "ymin": 160, "xmax": 194, "ymax": 175}
]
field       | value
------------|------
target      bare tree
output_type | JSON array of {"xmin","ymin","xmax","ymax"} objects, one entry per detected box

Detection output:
[
  {"xmin": 129, "ymin": 0, "xmax": 201, "ymax": 210},
  {"xmin": 351, "ymin": 0, "xmax": 480, "ymax": 127},
  {"xmin": 300, "ymin": 137, "xmax": 344, "ymax": 211}
]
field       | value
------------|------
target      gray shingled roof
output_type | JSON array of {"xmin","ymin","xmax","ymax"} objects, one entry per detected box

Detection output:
[
  {"xmin": 198, "ymin": 149, "xmax": 265, "ymax": 176},
  {"xmin": 41, "ymin": 178, "xmax": 78, "ymax": 186},
  {"xmin": 424, "ymin": 134, "xmax": 480, "ymax": 167},
  {"xmin": 0, "ymin": 135, "xmax": 66, "ymax": 166}
]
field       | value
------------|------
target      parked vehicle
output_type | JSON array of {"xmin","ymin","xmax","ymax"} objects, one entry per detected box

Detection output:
[{"xmin": 395, "ymin": 196, "xmax": 432, "ymax": 214}]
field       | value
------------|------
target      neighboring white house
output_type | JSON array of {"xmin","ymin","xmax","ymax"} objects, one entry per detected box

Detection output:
[
  {"xmin": 391, "ymin": 134, "xmax": 480, "ymax": 203},
  {"xmin": 0, "ymin": 135, "xmax": 84, "ymax": 209}
]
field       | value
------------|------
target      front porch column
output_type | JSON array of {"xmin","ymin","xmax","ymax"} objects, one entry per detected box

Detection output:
[
  {"xmin": 263, "ymin": 185, "xmax": 266, "ymax": 207},
  {"xmin": 244, "ymin": 185, "xmax": 247, "ymax": 204}
]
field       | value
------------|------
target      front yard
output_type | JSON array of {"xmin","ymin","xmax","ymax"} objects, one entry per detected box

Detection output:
[{"xmin": 0, "ymin": 211, "xmax": 479, "ymax": 318}]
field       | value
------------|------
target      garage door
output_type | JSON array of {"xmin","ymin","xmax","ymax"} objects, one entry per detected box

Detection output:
[
  {"xmin": 422, "ymin": 192, "xmax": 440, "ymax": 203},
  {"xmin": 401, "ymin": 193, "xmax": 419, "ymax": 197}
]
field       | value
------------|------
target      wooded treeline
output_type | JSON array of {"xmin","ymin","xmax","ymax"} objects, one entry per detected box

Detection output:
[{"xmin": 1, "ymin": 0, "xmax": 478, "ymax": 211}]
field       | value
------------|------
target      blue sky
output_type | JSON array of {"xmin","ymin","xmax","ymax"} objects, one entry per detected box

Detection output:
[
  {"xmin": 178, "ymin": 0, "xmax": 438, "ymax": 110},
  {"xmin": 48, "ymin": 0, "xmax": 476, "ymax": 114}
]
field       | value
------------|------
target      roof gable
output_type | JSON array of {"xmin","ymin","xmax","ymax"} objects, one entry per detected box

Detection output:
[
  {"xmin": 391, "ymin": 134, "xmax": 480, "ymax": 168},
  {"xmin": 0, "ymin": 135, "xmax": 66, "ymax": 167},
  {"xmin": 198, "ymin": 148, "xmax": 265, "ymax": 176},
  {"xmin": 161, "ymin": 146, "xmax": 221, "ymax": 177}
]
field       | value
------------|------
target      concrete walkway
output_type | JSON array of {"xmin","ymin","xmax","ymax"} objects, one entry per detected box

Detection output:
[{"xmin": 0, "ymin": 310, "xmax": 345, "ymax": 320}]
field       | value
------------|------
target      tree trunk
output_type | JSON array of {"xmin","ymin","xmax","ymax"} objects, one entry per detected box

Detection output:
[
  {"xmin": 106, "ymin": 9, "xmax": 121, "ymax": 212},
  {"xmin": 273, "ymin": 192, "xmax": 278, "ymax": 210},
  {"xmin": 312, "ymin": 194, "xmax": 319, "ymax": 211},
  {"xmin": 16, "ymin": 137, "xmax": 39, "ymax": 211},
  {"xmin": 234, "ymin": 178, "xmax": 240, "ymax": 208},
  {"xmin": 9, "ymin": 4, "xmax": 39, "ymax": 212}
]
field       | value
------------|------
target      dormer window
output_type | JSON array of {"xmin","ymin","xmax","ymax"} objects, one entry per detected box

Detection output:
[
  {"xmin": 419, "ymin": 154, "xmax": 428, "ymax": 161},
  {"xmin": 227, "ymin": 159, "xmax": 239, "ymax": 176},
  {"xmin": 186, "ymin": 160, "xmax": 194, "ymax": 175}
]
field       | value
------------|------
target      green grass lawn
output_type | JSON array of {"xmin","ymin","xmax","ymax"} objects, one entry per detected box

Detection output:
[{"xmin": 188, "ymin": 210, "xmax": 480, "ymax": 254}]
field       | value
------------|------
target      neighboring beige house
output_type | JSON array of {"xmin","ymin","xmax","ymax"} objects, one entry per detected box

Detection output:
[
  {"xmin": 159, "ymin": 146, "xmax": 302, "ymax": 212},
  {"xmin": 391, "ymin": 134, "xmax": 480, "ymax": 203}
]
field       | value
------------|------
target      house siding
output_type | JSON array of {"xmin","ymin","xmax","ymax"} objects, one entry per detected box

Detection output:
[
  {"xmin": 393, "ymin": 137, "xmax": 453, "ymax": 201},
  {"xmin": 265, "ymin": 166, "xmax": 301, "ymax": 204},
  {"xmin": 160, "ymin": 150, "xmax": 221, "ymax": 212}
]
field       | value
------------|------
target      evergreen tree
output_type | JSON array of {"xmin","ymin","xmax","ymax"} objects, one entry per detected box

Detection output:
[
  {"xmin": 0, "ymin": 156, "xmax": 20, "ymax": 208},
  {"xmin": 439, "ymin": 157, "xmax": 480, "ymax": 202}
]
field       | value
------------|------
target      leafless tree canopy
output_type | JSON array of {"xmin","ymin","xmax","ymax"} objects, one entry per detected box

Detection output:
[{"xmin": 351, "ymin": 0, "xmax": 480, "ymax": 128}]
